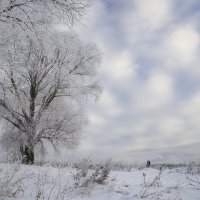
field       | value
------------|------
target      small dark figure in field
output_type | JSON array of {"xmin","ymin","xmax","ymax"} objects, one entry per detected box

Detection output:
[{"xmin": 146, "ymin": 160, "xmax": 151, "ymax": 168}]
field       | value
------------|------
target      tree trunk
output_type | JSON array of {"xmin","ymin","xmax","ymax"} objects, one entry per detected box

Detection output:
[{"xmin": 20, "ymin": 145, "xmax": 34, "ymax": 164}]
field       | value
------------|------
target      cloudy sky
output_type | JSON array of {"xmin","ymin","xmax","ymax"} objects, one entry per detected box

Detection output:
[{"xmin": 65, "ymin": 0, "xmax": 200, "ymax": 163}]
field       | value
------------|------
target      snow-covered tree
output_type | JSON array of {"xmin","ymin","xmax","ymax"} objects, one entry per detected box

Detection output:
[
  {"xmin": 0, "ymin": 30, "xmax": 101, "ymax": 164},
  {"xmin": 0, "ymin": 0, "xmax": 101, "ymax": 164}
]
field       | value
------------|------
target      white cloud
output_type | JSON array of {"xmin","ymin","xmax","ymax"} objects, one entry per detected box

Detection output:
[
  {"xmin": 98, "ymin": 90, "xmax": 122, "ymax": 117},
  {"xmin": 162, "ymin": 24, "xmax": 200, "ymax": 67},
  {"xmin": 158, "ymin": 117, "xmax": 184, "ymax": 136},
  {"xmin": 88, "ymin": 112, "xmax": 105, "ymax": 126},
  {"xmin": 121, "ymin": 0, "xmax": 173, "ymax": 43},
  {"xmin": 179, "ymin": 92, "xmax": 200, "ymax": 117},
  {"xmin": 135, "ymin": 71, "xmax": 174, "ymax": 110},
  {"xmin": 134, "ymin": 0, "xmax": 172, "ymax": 31},
  {"xmin": 103, "ymin": 50, "xmax": 135, "ymax": 81}
]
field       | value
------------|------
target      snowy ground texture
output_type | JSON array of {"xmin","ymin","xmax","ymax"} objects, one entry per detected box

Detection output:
[{"xmin": 0, "ymin": 162, "xmax": 200, "ymax": 200}]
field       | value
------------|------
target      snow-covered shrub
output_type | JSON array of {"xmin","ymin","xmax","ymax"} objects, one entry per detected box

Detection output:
[
  {"xmin": 186, "ymin": 162, "xmax": 200, "ymax": 175},
  {"xmin": 0, "ymin": 164, "xmax": 30, "ymax": 198},
  {"xmin": 136, "ymin": 168, "xmax": 164, "ymax": 199},
  {"xmin": 0, "ymin": 149, "xmax": 21, "ymax": 164},
  {"xmin": 74, "ymin": 158, "xmax": 92, "ymax": 178},
  {"xmin": 187, "ymin": 175, "xmax": 200, "ymax": 190},
  {"xmin": 186, "ymin": 162, "xmax": 195, "ymax": 174},
  {"xmin": 33, "ymin": 169, "xmax": 72, "ymax": 200},
  {"xmin": 72, "ymin": 159, "xmax": 111, "ymax": 188},
  {"xmin": 93, "ymin": 159, "xmax": 111, "ymax": 184}
]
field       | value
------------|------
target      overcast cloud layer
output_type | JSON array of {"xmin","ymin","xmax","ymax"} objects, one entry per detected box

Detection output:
[{"xmin": 63, "ymin": 0, "xmax": 200, "ymax": 163}]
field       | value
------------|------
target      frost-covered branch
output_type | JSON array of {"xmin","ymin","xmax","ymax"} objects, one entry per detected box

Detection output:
[{"xmin": 0, "ymin": 0, "xmax": 89, "ymax": 27}]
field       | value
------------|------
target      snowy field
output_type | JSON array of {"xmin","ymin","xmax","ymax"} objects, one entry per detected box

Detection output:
[{"xmin": 0, "ymin": 162, "xmax": 200, "ymax": 200}]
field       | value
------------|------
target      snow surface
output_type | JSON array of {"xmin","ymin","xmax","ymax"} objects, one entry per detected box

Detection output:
[{"xmin": 0, "ymin": 163, "xmax": 199, "ymax": 200}]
